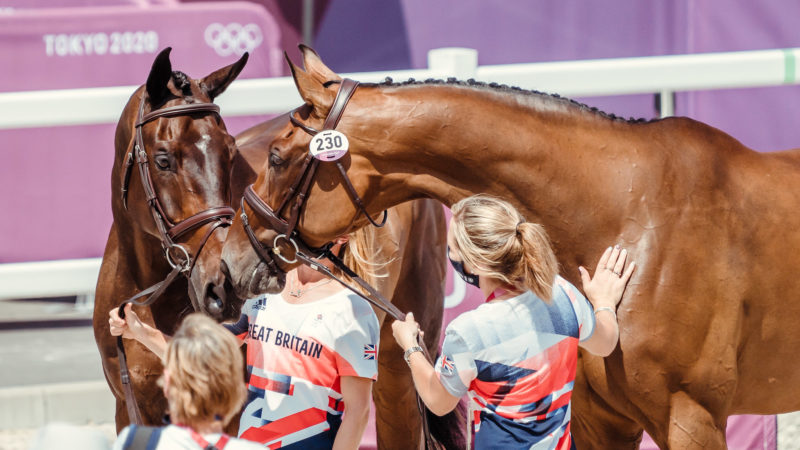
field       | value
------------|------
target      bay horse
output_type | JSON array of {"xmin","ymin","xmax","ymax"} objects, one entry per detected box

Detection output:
[
  {"xmin": 93, "ymin": 47, "xmax": 248, "ymax": 431},
  {"xmin": 219, "ymin": 45, "xmax": 800, "ymax": 449}
]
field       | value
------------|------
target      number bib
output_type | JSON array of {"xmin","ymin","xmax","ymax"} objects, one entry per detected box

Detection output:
[{"xmin": 309, "ymin": 130, "xmax": 349, "ymax": 161}]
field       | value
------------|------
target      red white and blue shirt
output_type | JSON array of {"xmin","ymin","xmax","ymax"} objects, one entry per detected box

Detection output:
[
  {"xmin": 435, "ymin": 276, "xmax": 595, "ymax": 450},
  {"xmin": 225, "ymin": 290, "xmax": 379, "ymax": 449}
]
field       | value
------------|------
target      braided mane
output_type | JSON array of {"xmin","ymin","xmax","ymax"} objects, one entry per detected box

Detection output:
[{"xmin": 363, "ymin": 77, "xmax": 657, "ymax": 124}]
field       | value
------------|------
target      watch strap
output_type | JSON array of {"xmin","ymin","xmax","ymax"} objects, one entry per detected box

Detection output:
[{"xmin": 403, "ymin": 346, "xmax": 424, "ymax": 364}]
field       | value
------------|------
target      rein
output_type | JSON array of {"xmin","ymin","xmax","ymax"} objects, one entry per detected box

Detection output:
[
  {"xmin": 116, "ymin": 94, "xmax": 235, "ymax": 425},
  {"xmin": 239, "ymin": 79, "xmax": 438, "ymax": 449}
]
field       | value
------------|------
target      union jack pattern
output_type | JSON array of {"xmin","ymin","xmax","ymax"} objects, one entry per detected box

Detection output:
[
  {"xmin": 229, "ymin": 292, "xmax": 379, "ymax": 449},
  {"xmin": 435, "ymin": 275, "xmax": 595, "ymax": 450},
  {"xmin": 440, "ymin": 355, "xmax": 455, "ymax": 375}
]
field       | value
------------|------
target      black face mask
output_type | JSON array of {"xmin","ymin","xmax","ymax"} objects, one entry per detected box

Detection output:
[{"xmin": 448, "ymin": 246, "xmax": 480, "ymax": 288}]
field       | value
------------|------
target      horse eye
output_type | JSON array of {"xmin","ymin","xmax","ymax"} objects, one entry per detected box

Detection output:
[
  {"xmin": 269, "ymin": 152, "xmax": 284, "ymax": 167},
  {"xmin": 154, "ymin": 154, "xmax": 171, "ymax": 170}
]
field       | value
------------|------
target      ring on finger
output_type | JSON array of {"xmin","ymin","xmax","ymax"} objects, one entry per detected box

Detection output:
[{"xmin": 612, "ymin": 270, "xmax": 622, "ymax": 276}]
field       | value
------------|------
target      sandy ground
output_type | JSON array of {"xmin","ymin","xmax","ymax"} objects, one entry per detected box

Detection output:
[{"xmin": 0, "ymin": 423, "xmax": 116, "ymax": 450}]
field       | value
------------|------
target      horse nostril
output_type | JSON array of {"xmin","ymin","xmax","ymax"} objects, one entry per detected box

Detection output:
[{"xmin": 205, "ymin": 283, "xmax": 224, "ymax": 316}]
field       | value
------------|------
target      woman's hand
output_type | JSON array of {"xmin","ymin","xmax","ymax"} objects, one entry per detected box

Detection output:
[
  {"xmin": 108, "ymin": 304, "xmax": 146, "ymax": 340},
  {"xmin": 579, "ymin": 245, "xmax": 636, "ymax": 309},
  {"xmin": 392, "ymin": 312, "xmax": 423, "ymax": 350}
]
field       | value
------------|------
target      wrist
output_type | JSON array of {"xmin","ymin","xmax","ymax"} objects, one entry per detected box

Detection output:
[
  {"xmin": 403, "ymin": 346, "xmax": 424, "ymax": 365},
  {"xmin": 594, "ymin": 306, "xmax": 617, "ymax": 321}
]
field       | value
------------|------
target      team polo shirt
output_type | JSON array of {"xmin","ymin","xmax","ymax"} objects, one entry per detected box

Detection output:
[
  {"xmin": 435, "ymin": 276, "xmax": 595, "ymax": 450},
  {"xmin": 225, "ymin": 290, "xmax": 380, "ymax": 449}
]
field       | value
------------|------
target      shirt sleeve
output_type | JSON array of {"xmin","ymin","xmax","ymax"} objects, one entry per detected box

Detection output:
[
  {"xmin": 435, "ymin": 327, "xmax": 477, "ymax": 398},
  {"xmin": 334, "ymin": 299, "xmax": 380, "ymax": 380},
  {"xmin": 110, "ymin": 425, "xmax": 131, "ymax": 450},
  {"xmin": 556, "ymin": 277, "xmax": 596, "ymax": 342},
  {"xmin": 223, "ymin": 314, "xmax": 250, "ymax": 341}
]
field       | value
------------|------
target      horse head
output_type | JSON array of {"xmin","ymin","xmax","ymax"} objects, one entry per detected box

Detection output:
[
  {"xmin": 114, "ymin": 47, "xmax": 247, "ymax": 320},
  {"xmin": 220, "ymin": 45, "xmax": 401, "ymax": 299}
]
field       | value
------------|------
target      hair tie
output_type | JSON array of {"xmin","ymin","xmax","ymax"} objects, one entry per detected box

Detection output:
[{"xmin": 515, "ymin": 221, "xmax": 524, "ymax": 235}]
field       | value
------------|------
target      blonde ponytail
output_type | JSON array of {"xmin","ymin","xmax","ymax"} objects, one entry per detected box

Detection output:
[
  {"xmin": 450, "ymin": 194, "xmax": 558, "ymax": 301},
  {"xmin": 515, "ymin": 222, "xmax": 558, "ymax": 301}
]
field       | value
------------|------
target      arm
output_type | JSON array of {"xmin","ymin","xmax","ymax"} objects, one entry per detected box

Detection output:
[
  {"xmin": 332, "ymin": 376, "xmax": 373, "ymax": 450},
  {"xmin": 392, "ymin": 313, "xmax": 462, "ymax": 416},
  {"xmin": 108, "ymin": 304, "xmax": 169, "ymax": 360},
  {"xmin": 578, "ymin": 245, "xmax": 636, "ymax": 356}
]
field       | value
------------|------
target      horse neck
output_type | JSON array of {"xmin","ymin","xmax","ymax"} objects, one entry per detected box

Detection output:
[
  {"xmin": 365, "ymin": 86, "xmax": 655, "ymax": 254},
  {"xmin": 110, "ymin": 220, "xmax": 190, "ymax": 332},
  {"xmin": 111, "ymin": 219, "xmax": 174, "ymax": 284}
]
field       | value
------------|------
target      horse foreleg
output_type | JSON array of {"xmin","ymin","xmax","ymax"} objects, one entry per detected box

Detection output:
[
  {"xmin": 374, "ymin": 322, "xmax": 423, "ymax": 449},
  {"xmin": 570, "ymin": 356, "xmax": 643, "ymax": 450},
  {"xmin": 661, "ymin": 391, "xmax": 726, "ymax": 450},
  {"xmin": 570, "ymin": 387, "xmax": 643, "ymax": 449}
]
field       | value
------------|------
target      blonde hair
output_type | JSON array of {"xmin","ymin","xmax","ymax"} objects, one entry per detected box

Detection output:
[
  {"xmin": 162, "ymin": 313, "xmax": 246, "ymax": 427},
  {"xmin": 336, "ymin": 225, "xmax": 389, "ymax": 289},
  {"xmin": 450, "ymin": 194, "xmax": 558, "ymax": 301}
]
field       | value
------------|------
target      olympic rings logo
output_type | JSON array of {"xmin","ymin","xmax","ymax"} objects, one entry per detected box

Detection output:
[{"xmin": 204, "ymin": 23, "xmax": 263, "ymax": 57}]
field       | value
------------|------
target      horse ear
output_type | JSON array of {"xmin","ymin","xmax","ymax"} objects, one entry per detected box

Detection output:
[
  {"xmin": 286, "ymin": 50, "xmax": 336, "ymax": 119},
  {"xmin": 146, "ymin": 47, "xmax": 173, "ymax": 107},
  {"xmin": 201, "ymin": 52, "xmax": 249, "ymax": 101},
  {"xmin": 299, "ymin": 44, "xmax": 341, "ymax": 83}
]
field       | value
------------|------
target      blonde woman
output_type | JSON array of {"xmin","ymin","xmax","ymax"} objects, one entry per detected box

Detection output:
[
  {"xmin": 111, "ymin": 232, "xmax": 381, "ymax": 449},
  {"xmin": 111, "ymin": 313, "xmax": 261, "ymax": 449},
  {"xmin": 392, "ymin": 194, "xmax": 635, "ymax": 450}
]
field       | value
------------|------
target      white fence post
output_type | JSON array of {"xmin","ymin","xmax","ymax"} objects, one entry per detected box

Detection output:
[
  {"xmin": 427, "ymin": 48, "xmax": 479, "ymax": 80},
  {"xmin": 660, "ymin": 90, "xmax": 675, "ymax": 118}
]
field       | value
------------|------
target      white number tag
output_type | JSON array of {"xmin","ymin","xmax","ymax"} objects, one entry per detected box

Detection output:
[{"xmin": 309, "ymin": 130, "xmax": 349, "ymax": 161}]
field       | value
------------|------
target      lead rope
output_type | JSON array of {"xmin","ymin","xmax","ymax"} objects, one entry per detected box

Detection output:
[
  {"xmin": 116, "ymin": 264, "xmax": 183, "ymax": 425},
  {"xmin": 293, "ymin": 250, "xmax": 438, "ymax": 450}
]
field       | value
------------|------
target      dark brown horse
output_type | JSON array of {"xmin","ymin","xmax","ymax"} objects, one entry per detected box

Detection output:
[
  {"xmin": 219, "ymin": 46, "xmax": 800, "ymax": 449},
  {"xmin": 93, "ymin": 48, "xmax": 247, "ymax": 431},
  {"xmin": 230, "ymin": 120, "xmax": 464, "ymax": 449}
]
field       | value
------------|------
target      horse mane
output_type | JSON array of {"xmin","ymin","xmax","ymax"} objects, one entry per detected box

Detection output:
[{"xmin": 363, "ymin": 77, "xmax": 657, "ymax": 124}]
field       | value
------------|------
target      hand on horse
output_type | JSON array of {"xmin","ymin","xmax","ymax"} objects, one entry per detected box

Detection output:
[
  {"xmin": 108, "ymin": 303, "xmax": 147, "ymax": 341},
  {"xmin": 392, "ymin": 312, "xmax": 424, "ymax": 350},
  {"xmin": 578, "ymin": 245, "xmax": 636, "ymax": 310}
]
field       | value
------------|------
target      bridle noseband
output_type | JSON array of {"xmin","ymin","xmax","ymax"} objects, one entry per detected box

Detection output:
[
  {"xmin": 121, "ymin": 95, "xmax": 235, "ymax": 273},
  {"xmin": 240, "ymin": 78, "xmax": 387, "ymax": 273}
]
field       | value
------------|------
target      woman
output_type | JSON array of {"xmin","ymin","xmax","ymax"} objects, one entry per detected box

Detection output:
[
  {"xmin": 111, "ymin": 313, "xmax": 262, "ymax": 449},
  {"xmin": 110, "ymin": 233, "xmax": 381, "ymax": 449},
  {"xmin": 392, "ymin": 194, "xmax": 635, "ymax": 449}
]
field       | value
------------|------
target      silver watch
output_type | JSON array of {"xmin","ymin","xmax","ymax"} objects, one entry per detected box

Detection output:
[{"xmin": 403, "ymin": 346, "xmax": 424, "ymax": 364}]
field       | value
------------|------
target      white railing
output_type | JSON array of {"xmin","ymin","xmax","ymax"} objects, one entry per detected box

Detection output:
[{"xmin": 1, "ymin": 46, "xmax": 799, "ymax": 300}]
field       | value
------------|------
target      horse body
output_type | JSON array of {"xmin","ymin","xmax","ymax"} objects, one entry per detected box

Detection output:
[{"xmin": 223, "ymin": 47, "xmax": 800, "ymax": 449}]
